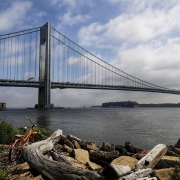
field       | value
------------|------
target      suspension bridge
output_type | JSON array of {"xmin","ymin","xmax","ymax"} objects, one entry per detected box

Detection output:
[{"xmin": 0, "ymin": 22, "xmax": 180, "ymax": 108}]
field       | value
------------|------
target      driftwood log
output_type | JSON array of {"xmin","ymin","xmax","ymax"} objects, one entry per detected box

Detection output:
[{"xmin": 22, "ymin": 129, "xmax": 105, "ymax": 180}]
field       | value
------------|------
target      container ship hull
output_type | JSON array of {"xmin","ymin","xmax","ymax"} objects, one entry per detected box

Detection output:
[{"xmin": 102, "ymin": 101, "xmax": 138, "ymax": 108}]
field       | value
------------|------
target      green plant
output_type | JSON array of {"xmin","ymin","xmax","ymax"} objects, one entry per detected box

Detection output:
[
  {"xmin": 0, "ymin": 171, "xmax": 12, "ymax": 180},
  {"xmin": 172, "ymin": 159, "xmax": 180, "ymax": 180},
  {"xmin": 37, "ymin": 127, "xmax": 51, "ymax": 140},
  {"xmin": 0, "ymin": 166, "xmax": 12, "ymax": 180},
  {"xmin": 0, "ymin": 118, "xmax": 50, "ymax": 145},
  {"xmin": 25, "ymin": 125, "xmax": 51, "ymax": 140},
  {"xmin": 0, "ymin": 120, "xmax": 17, "ymax": 145}
]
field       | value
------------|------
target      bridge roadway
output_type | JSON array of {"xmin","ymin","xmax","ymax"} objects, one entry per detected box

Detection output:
[{"xmin": 0, "ymin": 79, "xmax": 180, "ymax": 95}]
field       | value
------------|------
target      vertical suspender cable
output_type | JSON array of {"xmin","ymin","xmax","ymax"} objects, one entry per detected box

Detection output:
[
  {"xmin": 0, "ymin": 39, "xmax": 1, "ymax": 78},
  {"xmin": 77, "ymin": 47, "xmax": 79, "ymax": 83},
  {"xmin": 17, "ymin": 35, "xmax": 19, "ymax": 79},
  {"xmin": 98, "ymin": 58, "xmax": 99, "ymax": 85},
  {"xmin": 63, "ymin": 37, "xmax": 66, "ymax": 82},
  {"xmin": 3, "ymin": 39, "xmax": 5, "ymax": 79},
  {"xmin": 21, "ymin": 35, "xmax": 23, "ymax": 80},
  {"xmin": 66, "ymin": 39, "xmax": 68, "ymax": 82},
  {"xmin": 70, "ymin": 42, "xmax": 72, "ymax": 82},
  {"xmin": 30, "ymin": 33, "xmax": 32, "ymax": 80},
  {"xmin": 23, "ymin": 34, "xmax": 26, "ymax": 80},
  {"xmin": 10, "ymin": 37, "xmax": 12, "ymax": 79},
  {"xmin": 81, "ymin": 49, "xmax": 82, "ymax": 84},
  {"xmin": 14, "ymin": 37, "xmax": 17, "ymax": 80},
  {"xmin": 67, "ymin": 40, "xmax": 69, "ymax": 82},
  {"xmin": 82, "ymin": 49, "xmax": 83, "ymax": 84},
  {"xmin": 112, "ymin": 67, "xmax": 113, "ymax": 86},
  {"xmin": 58, "ymin": 34, "xmax": 60, "ymax": 82},
  {"xmin": 51, "ymin": 38, "xmax": 55, "ymax": 81},
  {"xmin": 101, "ymin": 62, "xmax": 103, "ymax": 85},
  {"xmin": 7, "ymin": 35, "xmax": 9, "ymax": 79},
  {"xmin": 95, "ymin": 61, "xmax": 96, "ymax": 85},
  {"xmin": 35, "ymin": 31, "xmax": 37, "ymax": 81},
  {"xmin": 28, "ymin": 34, "xmax": 30, "ymax": 80}
]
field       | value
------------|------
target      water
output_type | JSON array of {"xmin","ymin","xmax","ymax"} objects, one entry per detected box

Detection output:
[{"xmin": 0, "ymin": 107, "xmax": 180, "ymax": 150}]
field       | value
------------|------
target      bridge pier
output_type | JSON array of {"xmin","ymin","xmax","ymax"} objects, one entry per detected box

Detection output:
[{"xmin": 36, "ymin": 22, "xmax": 54, "ymax": 109}]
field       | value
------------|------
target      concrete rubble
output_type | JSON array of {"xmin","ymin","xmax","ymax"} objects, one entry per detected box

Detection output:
[{"xmin": 4, "ymin": 133, "xmax": 180, "ymax": 179}]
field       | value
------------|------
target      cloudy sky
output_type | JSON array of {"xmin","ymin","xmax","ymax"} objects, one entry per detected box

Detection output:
[{"xmin": 0, "ymin": 0, "xmax": 180, "ymax": 108}]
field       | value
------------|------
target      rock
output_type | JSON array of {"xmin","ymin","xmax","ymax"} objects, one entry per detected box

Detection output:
[
  {"xmin": 67, "ymin": 134, "xmax": 81, "ymax": 142},
  {"xmin": 63, "ymin": 144, "xmax": 73, "ymax": 153},
  {"xmin": 154, "ymin": 155, "xmax": 179, "ymax": 169},
  {"xmin": 87, "ymin": 161, "xmax": 102, "ymax": 170},
  {"xmin": 89, "ymin": 150, "xmax": 119, "ymax": 163},
  {"xmin": 138, "ymin": 150, "xmax": 151, "ymax": 158},
  {"xmin": 71, "ymin": 140, "xmax": 81, "ymax": 149},
  {"xmin": 86, "ymin": 142, "xmax": 100, "ymax": 151},
  {"xmin": 111, "ymin": 155, "xmax": 138, "ymax": 170},
  {"xmin": 14, "ymin": 173, "xmax": 43, "ymax": 180},
  {"xmin": 135, "ymin": 144, "xmax": 167, "ymax": 170},
  {"xmin": 103, "ymin": 164, "xmax": 131, "ymax": 180},
  {"xmin": 73, "ymin": 149, "xmax": 90, "ymax": 164},
  {"xmin": 175, "ymin": 138, "xmax": 180, "ymax": 148},
  {"xmin": 16, "ymin": 162, "xmax": 30, "ymax": 174},
  {"xmin": 89, "ymin": 155, "xmax": 109, "ymax": 167},
  {"xmin": 65, "ymin": 156, "xmax": 87, "ymax": 169},
  {"xmin": 33, "ymin": 175, "xmax": 43, "ymax": 180},
  {"xmin": 125, "ymin": 142, "xmax": 142, "ymax": 154},
  {"xmin": 16, "ymin": 175, "xmax": 31, "ymax": 180},
  {"xmin": 125, "ymin": 142, "xmax": 135, "ymax": 153},
  {"xmin": 78, "ymin": 140, "xmax": 88, "ymax": 149},
  {"xmin": 152, "ymin": 168, "xmax": 174, "ymax": 180},
  {"xmin": 115, "ymin": 145, "xmax": 128, "ymax": 155},
  {"xmin": 173, "ymin": 147, "xmax": 180, "ymax": 155},
  {"xmin": 102, "ymin": 142, "xmax": 115, "ymax": 152},
  {"xmin": 61, "ymin": 135, "xmax": 74, "ymax": 149},
  {"xmin": 137, "ymin": 178, "xmax": 157, "ymax": 180},
  {"xmin": 168, "ymin": 145, "xmax": 180, "ymax": 156},
  {"xmin": 53, "ymin": 143, "xmax": 63, "ymax": 152},
  {"xmin": 166, "ymin": 150, "xmax": 179, "ymax": 157}
]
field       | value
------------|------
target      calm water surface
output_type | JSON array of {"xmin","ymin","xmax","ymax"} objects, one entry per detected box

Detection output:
[{"xmin": 0, "ymin": 107, "xmax": 180, "ymax": 149}]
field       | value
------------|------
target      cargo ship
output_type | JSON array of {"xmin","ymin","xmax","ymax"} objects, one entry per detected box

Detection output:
[{"xmin": 102, "ymin": 101, "xmax": 138, "ymax": 108}]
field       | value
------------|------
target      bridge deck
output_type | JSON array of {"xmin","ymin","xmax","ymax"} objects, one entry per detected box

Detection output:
[{"xmin": 0, "ymin": 80, "xmax": 180, "ymax": 95}]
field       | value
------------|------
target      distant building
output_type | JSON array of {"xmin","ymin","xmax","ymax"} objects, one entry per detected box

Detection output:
[{"xmin": 0, "ymin": 102, "xmax": 6, "ymax": 110}]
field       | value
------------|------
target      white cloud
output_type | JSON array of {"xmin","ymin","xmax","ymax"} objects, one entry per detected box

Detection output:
[
  {"xmin": 78, "ymin": 23, "xmax": 105, "ymax": 46},
  {"xmin": 59, "ymin": 12, "xmax": 91, "ymax": 26},
  {"xmin": 111, "ymin": 38, "xmax": 180, "ymax": 89},
  {"xmin": 0, "ymin": 87, "xmax": 37, "ymax": 107},
  {"xmin": 0, "ymin": 1, "xmax": 32, "ymax": 31},
  {"xmin": 79, "ymin": 4, "xmax": 180, "ymax": 46},
  {"xmin": 48, "ymin": 0, "xmax": 91, "ymax": 10},
  {"xmin": 1, "ymin": 0, "xmax": 180, "ymax": 107}
]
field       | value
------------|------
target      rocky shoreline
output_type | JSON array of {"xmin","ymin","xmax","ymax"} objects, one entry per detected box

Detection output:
[{"xmin": 1, "ymin": 133, "xmax": 180, "ymax": 180}]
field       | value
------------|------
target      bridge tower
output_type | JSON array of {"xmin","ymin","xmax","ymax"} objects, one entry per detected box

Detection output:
[{"xmin": 36, "ymin": 22, "xmax": 54, "ymax": 109}]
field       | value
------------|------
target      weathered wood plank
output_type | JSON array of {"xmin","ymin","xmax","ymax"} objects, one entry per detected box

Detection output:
[
  {"xmin": 118, "ymin": 168, "xmax": 153, "ymax": 180},
  {"xmin": 135, "ymin": 144, "xmax": 167, "ymax": 170}
]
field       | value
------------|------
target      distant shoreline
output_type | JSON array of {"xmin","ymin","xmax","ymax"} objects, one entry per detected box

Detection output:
[
  {"xmin": 139, "ymin": 103, "xmax": 180, "ymax": 107},
  {"xmin": 92, "ymin": 103, "xmax": 180, "ymax": 108}
]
